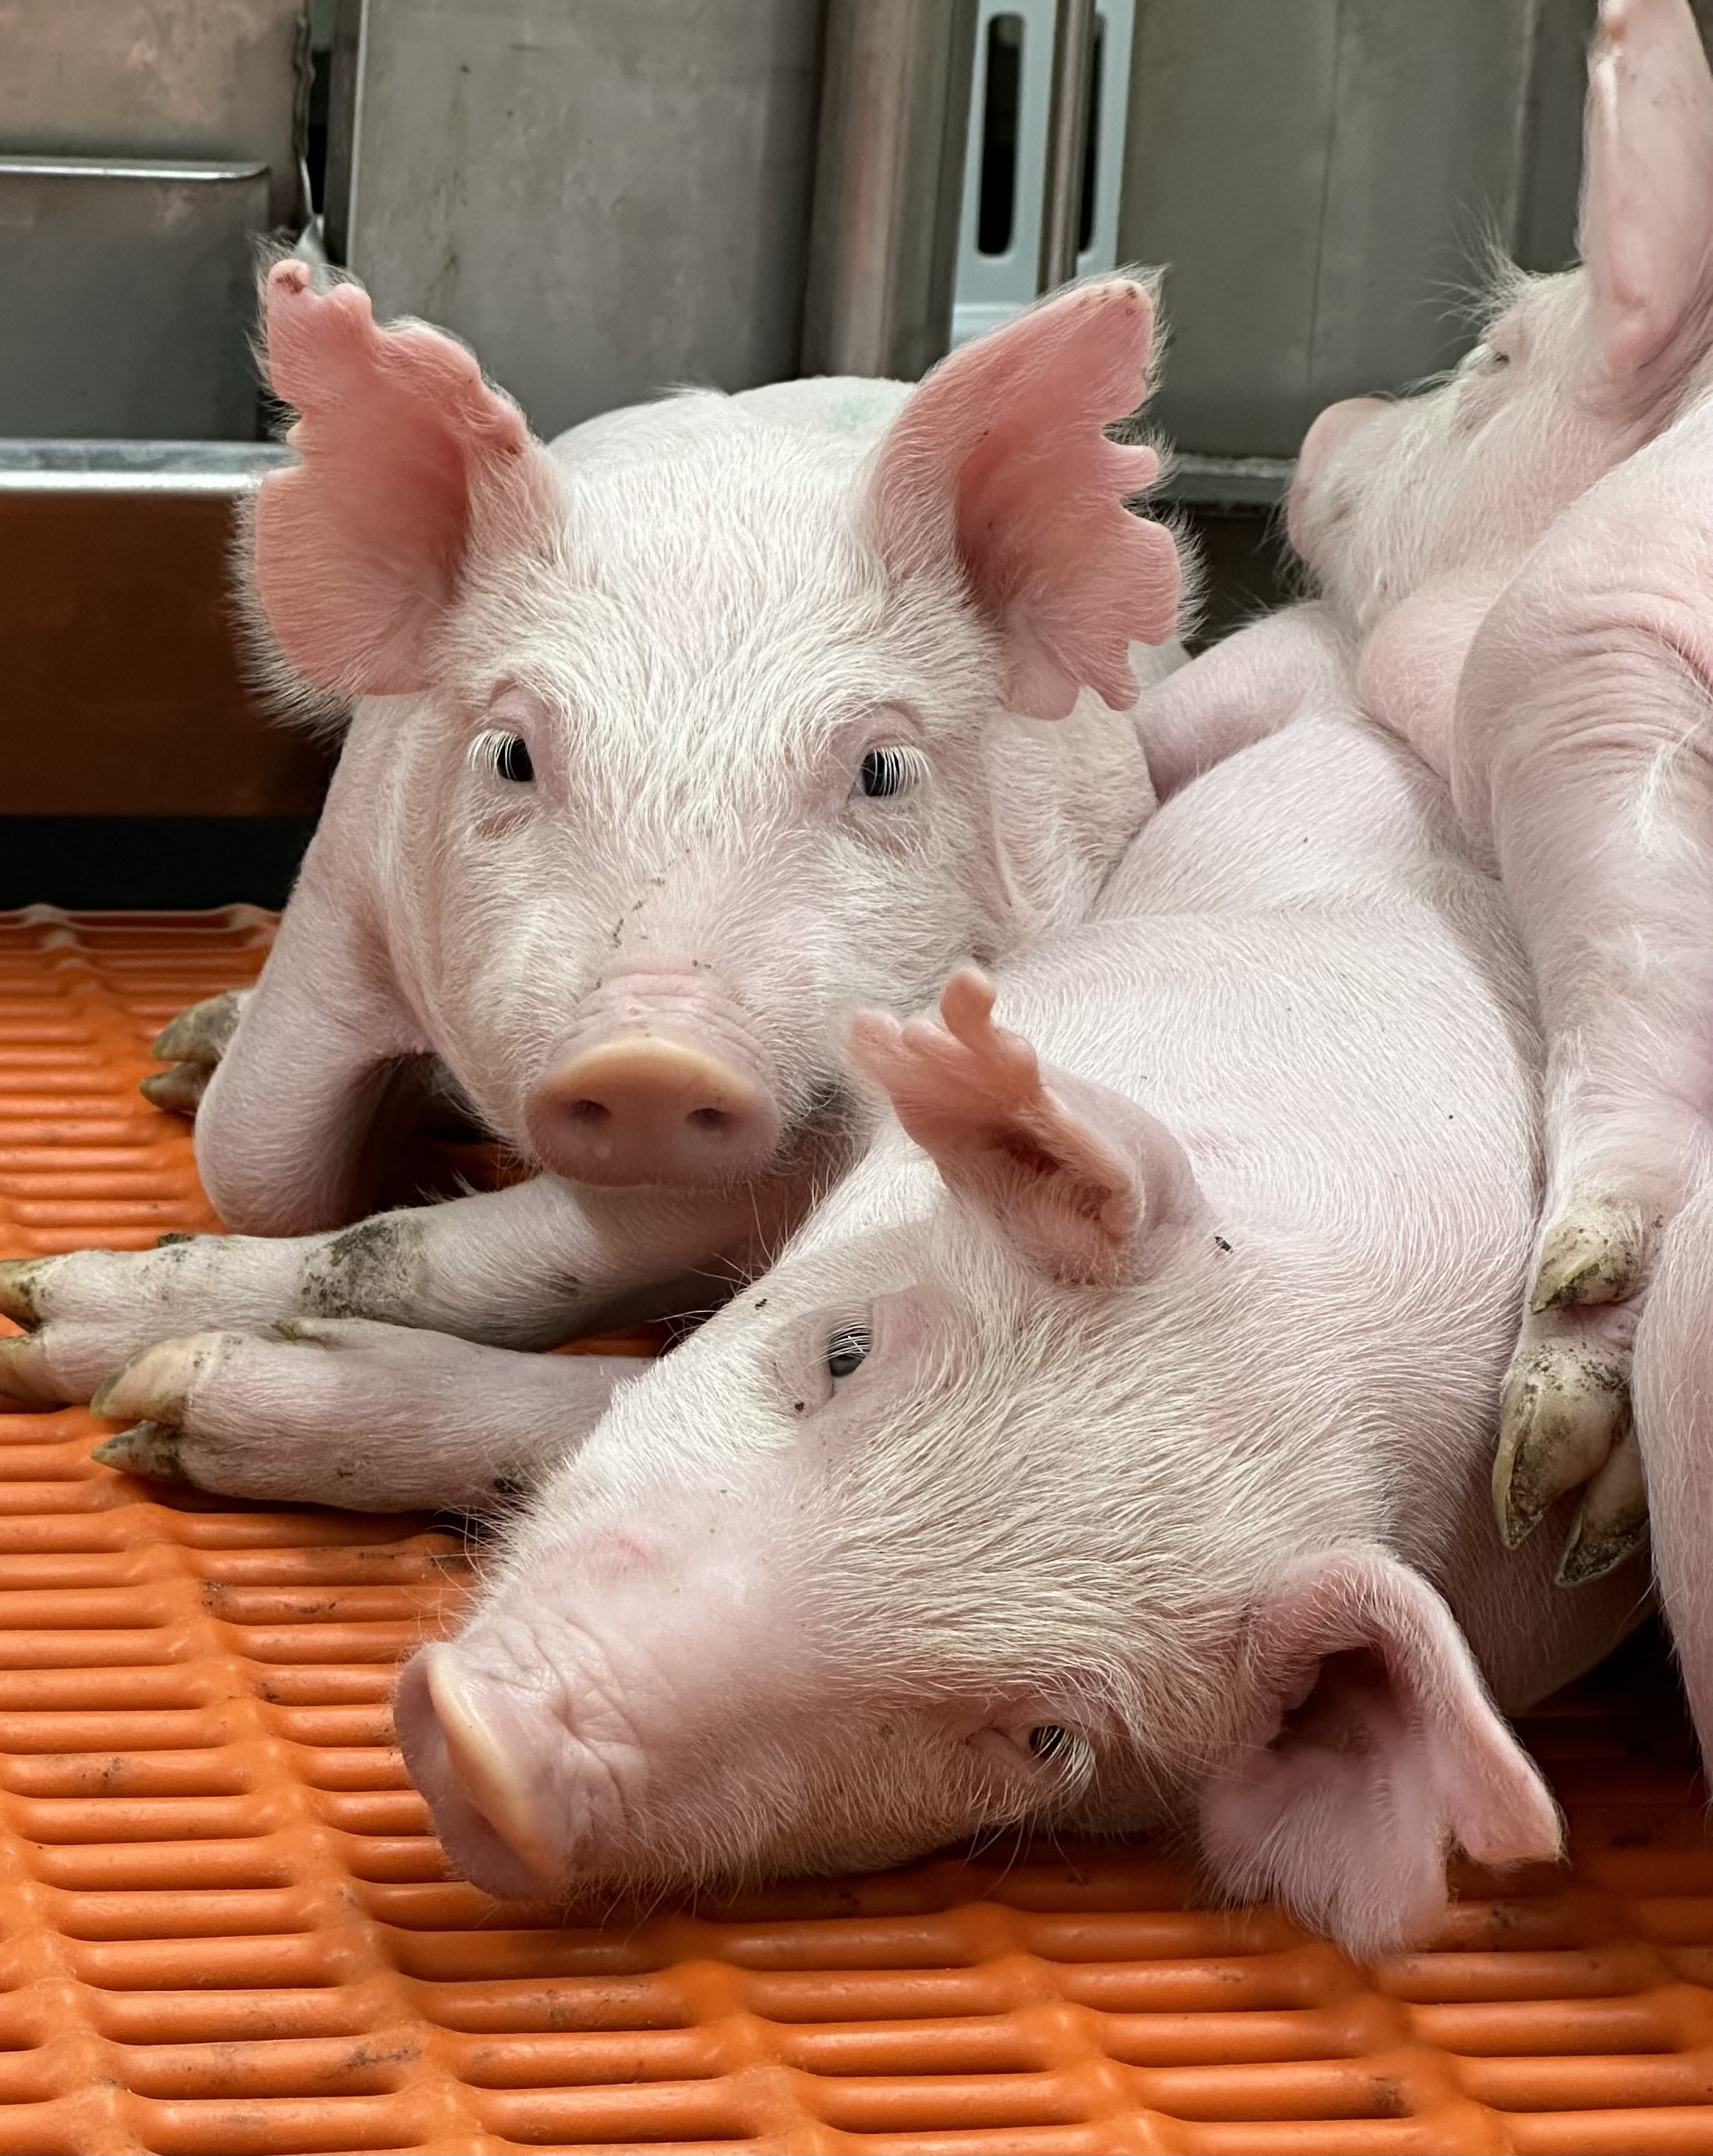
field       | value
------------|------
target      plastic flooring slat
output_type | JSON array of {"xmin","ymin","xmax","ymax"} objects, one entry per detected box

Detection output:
[{"xmin": 0, "ymin": 906, "xmax": 1708, "ymax": 2154}]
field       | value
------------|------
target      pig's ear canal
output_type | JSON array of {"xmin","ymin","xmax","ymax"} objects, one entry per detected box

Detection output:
[
  {"xmin": 865, "ymin": 277, "xmax": 1183, "ymax": 722},
  {"xmin": 253, "ymin": 260, "xmax": 561, "ymax": 697},
  {"xmin": 848, "ymin": 967, "xmax": 1203, "ymax": 1287},
  {"xmin": 1579, "ymin": 0, "xmax": 1713, "ymax": 387},
  {"xmin": 1198, "ymin": 1545, "xmax": 1562, "ymax": 1962}
]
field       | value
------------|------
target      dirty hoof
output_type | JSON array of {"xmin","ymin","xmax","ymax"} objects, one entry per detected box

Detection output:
[
  {"xmin": 0, "ymin": 1258, "xmax": 46, "ymax": 1330},
  {"xmin": 1492, "ymin": 1337, "xmax": 1630, "ymax": 1548},
  {"xmin": 92, "ymin": 1420, "xmax": 186, "ymax": 1483},
  {"xmin": 143, "ymin": 989, "xmax": 248, "ymax": 1114},
  {"xmin": 140, "ymin": 1064, "xmax": 212, "ymax": 1115},
  {"xmin": 150, "ymin": 989, "xmax": 246, "ymax": 1066},
  {"xmin": 1530, "ymin": 1198, "xmax": 1649, "ymax": 1311},
  {"xmin": 1556, "ymin": 1422, "xmax": 1649, "ymax": 1586}
]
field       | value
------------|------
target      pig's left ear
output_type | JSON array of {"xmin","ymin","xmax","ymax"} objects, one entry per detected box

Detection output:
[
  {"xmin": 1199, "ymin": 1546, "xmax": 1562, "ymax": 1962},
  {"xmin": 849, "ymin": 967, "xmax": 1203, "ymax": 1286},
  {"xmin": 866, "ymin": 278, "xmax": 1183, "ymax": 722},
  {"xmin": 1580, "ymin": 0, "xmax": 1713, "ymax": 386}
]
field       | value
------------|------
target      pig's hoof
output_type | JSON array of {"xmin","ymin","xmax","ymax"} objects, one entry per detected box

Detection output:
[
  {"xmin": 143, "ymin": 989, "xmax": 247, "ymax": 1114},
  {"xmin": 90, "ymin": 1334, "xmax": 219, "ymax": 1427},
  {"xmin": 1530, "ymin": 1199, "xmax": 1648, "ymax": 1311},
  {"xmin": 1492, "ymin": 1337, "xmax": 1630, "ymax": 1548},
  {"xmin": 0, "ymin": 1330, "xmax": 56, "ymax": 1407},
  {"xmin": 150, "ymin": 989, "xmax": 246, "ymax": 1066},
  {"xmin": 0, "ymin": 1258, "xmax": 47, "ymax": 1329},
  {"xmin": 140, "ymin": 1064, "xmax": 212, "ymax": 1115},
  {"xmin": 1556, "ymin": 1423, "xmax": 1648, "ymax": 1586},
  {"xmin": 92, "ymin": 1421, "xmax": 187, "ymax": 1484}
]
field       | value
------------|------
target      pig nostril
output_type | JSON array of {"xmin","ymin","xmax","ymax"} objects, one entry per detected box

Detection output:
[
  {"xmin": 688, "ymin": 1107, "xmax": 731, "ymax": 1134},
  {"xmin": 565, "ymin": 1099, "xmax": 610, "ymax": 1126}
]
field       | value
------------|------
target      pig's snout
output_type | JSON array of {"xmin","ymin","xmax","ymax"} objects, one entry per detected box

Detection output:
[
  {"xmin": 1287, "ymin": 395, "xmax": 1388, "ymax": 556},
  {"xmin": 394, "ymin": 1646, "xmax": 560, "ymax": 1899},
  {"xmin": 526, "ymin": 975, "xmax": 781, "ymax": 1187}
]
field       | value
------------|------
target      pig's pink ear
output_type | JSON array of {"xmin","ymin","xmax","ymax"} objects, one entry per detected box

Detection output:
[
  {"xmin": 849, "ymin": 967, "xmax": 1203, "ymax": 1286},
  {"xmin": 1580, "ymin": 0, "xmax": 1713, "ymax": 385},
  {"xmin": 1199, "ymin": 1547, "xmax": 1561, "ymax": 1962},
  {"xmin": 867, "ymin": 279, "xmax": 1183, "ymax": 722},
  {"xmin": 254, "ymin": 260, "xmax": 561, "ymax": 696}
]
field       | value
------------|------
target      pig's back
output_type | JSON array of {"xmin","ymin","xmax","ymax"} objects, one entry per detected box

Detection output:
[{"xmin": 1018, "ymin": 711, "xmax": 1539, "ymax": 1258}]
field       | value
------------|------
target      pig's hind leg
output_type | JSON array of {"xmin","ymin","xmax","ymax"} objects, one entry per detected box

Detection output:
[
  {"xmin": 87, "ymin": 1320, "xmax": 641, "ymax": 1513},
  {"xmin": 1475, "ymin": 627, "xmax": 1713, "ymax": 1582}
]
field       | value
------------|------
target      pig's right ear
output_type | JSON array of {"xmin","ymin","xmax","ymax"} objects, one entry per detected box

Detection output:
[
  {"xmin": 865, "ymin": 278, "xmax": 1183, "ymax": 722},
  {"xmin": 1579, "ymin": 0, "xmax": 1713, "ymax": 386},
  {"xmin": 1198, "ymin": 1546, "xmax": 1562, "ymax": 1962},
  {"xmin": 253, "ymin": 261, "xmax": 562, "ymax": 696},
  {"xmin": 849, "ymin": 967, "xmax": 1203, "ymax": 1286}
]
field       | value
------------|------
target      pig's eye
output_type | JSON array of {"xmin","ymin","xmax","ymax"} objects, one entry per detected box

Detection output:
[
  {"xmin": 853, "ymin": 746, "xmax": 925, "ymax": 800},
  {"xmin": 826, "ymin": 1323, "xmax": 872, "ymax": 1381},
  {"xmin": 471, "ymin": 729, "xmax": 535, "ymax": 784}
]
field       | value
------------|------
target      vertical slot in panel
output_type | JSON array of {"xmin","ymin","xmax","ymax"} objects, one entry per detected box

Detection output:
[{"xmin": 953, "ymin": 0, "xmax": 1136, "ymax": 347}]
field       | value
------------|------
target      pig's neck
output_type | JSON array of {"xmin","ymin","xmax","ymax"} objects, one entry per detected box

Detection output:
[{"xmin": 1352, "ymin": 571, "xmax": 1510, "ymax": 798}]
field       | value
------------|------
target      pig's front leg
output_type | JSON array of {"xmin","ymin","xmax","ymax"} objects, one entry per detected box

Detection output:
[
  {"xmin": 0, "ymin": 1171, "xmax": 786, "ymax": 1409},
  {"xmin": 1469, "ymin": 610, "xmax": 1713, "ymax": 1583},
  {"xmin": 86, "ymin": 1321, "xmax": 641, "ymax": 1514},
  {"xmin": 1132, "ymin": 602, "xmax": 1351, "ymax": 799}
]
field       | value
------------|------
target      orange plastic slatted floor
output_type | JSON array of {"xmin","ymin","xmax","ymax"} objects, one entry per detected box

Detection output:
[{"xmin": 1, "ymin": 905, "xmax": 1712, "ymax": 2156}]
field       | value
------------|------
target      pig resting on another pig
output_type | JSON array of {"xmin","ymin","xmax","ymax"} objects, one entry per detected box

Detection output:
[{"xmin": 396, "ymin": 649, "xmax": 1645, "ymax": 1961}]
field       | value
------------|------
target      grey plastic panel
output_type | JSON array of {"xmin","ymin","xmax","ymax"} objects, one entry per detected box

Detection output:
[
  {"xmin": 327, "ymin": 0, "xmax": 825, "ymax": 439},
  {"xmin": 0, "ymin": 159, "xmax": 270, "ymax": 438},
  {"xmin": 1116, "ymin": 0, "xmax": 1584, "ymax": 458},
  {"xmin": 0, "ymin": 0, "xmax": 305, "ymax": 225}
]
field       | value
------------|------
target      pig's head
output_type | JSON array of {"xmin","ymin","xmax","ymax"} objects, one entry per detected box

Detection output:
[
  {"xmin": 249, "ymin": 262, "xmax": 1182, "ymax": 1191},
  {"xmin": 395, "ymin": 972, "xmax": 1559, "ymax": 1960},
  {"xmin": 1291, "ymin": 0, "xmax": 1713, "ymax": 640}
]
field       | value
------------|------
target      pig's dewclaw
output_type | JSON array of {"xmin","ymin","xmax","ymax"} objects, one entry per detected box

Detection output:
[
  {"xmin": 1556, "ymin": 1421, "xmax": 1649, "ymax": 1586},
  {"xmin": 1492, "ymin": 1336, "xmax": 1631, "ymax": 1547},
  {"xmin": 143, "ymin": 989, "xmax": 247, "ymax": 1115},
  {"xmin": 92, "ymin": 1421, "xmax": 186, "ymax": 1484},
  {"xmin": 1529, "ymin": 1197, "xmax": 1648, "ymax": 1311},
  {"xmin": 0, "ymin": 1258, "xmax": 45, "ymax": 1329}
]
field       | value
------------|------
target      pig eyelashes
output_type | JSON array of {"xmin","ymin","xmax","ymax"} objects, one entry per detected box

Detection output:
[
  {"xmin": 851, "ymin": 745, "xmax": 927, "ymax": 803},
  {"xmin": 469, "ymin": 728, "xmax": 535, "ymax": 785},
  {"xmin": 826, "ymin": 1323, "xmax": 872, "ymax": 1382}
]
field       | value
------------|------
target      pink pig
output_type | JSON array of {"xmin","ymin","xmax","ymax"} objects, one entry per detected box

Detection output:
[
  {"xmin": 391, "ymin": 649, "xmax": 1645, "ymax": 1962},
  {"xmin": 1288, "ymin": 0, "xmax": 1713, "ymax": 1598},
  {"xmin": 0, "ymin": 270, "xmax": 1187, "ymax": 1502}
]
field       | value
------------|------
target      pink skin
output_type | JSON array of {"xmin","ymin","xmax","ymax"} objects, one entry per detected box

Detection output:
[
  {"xmin": 0, "ymin": 273, "xmax": 1190, "ymax": 1474},
  {"xmin": 1287, "ymin": 0, "xmax": 1713, "ymax": 1599},
  {"xmin": 393, "ymin": 676, "xmax": 1644, "ymax": 1960}
]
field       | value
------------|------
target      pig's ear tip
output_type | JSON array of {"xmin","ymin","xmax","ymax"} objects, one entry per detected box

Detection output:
[{"xmin": 268, "ymin": 258, "xmax": 313, "ymax": 298}]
